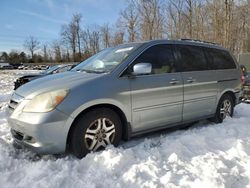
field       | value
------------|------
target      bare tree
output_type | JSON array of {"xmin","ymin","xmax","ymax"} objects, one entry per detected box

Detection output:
[
  {"xmin": 134, "ymin": 0, "xmax": 164, "ymax": 40},
  {"xmin": 60, "ymin": 39, "xmax": 71, "ymax": 62},
  {"xmin": 46, "ymin": 48, "xmax": 53, "ymax": 63},
  {"xmin": 183, "ymin": 0, "xmax": 194, "ymax": 38},
  {"xmin": 73, "ymin": 13, "xmax": 83, "ymax": 60},
  {"xmin": 81, "ymin": 27, "xmax": 100, "ymax": 56},
  {"xmin": 166, "ymin": 0, "xmax": 185, "ymax": 39},
  {"xmin": 112, "ymin": 31, "xmax": 125, "ymax": 46},
  {"xmin": 241, "ymin": 0, "xmax": 250, "ymax": 52},
  {"xmin": 55, "ymin": 2, "xmax": 248, "ymax": 61},
  {"xmin": 23, "ymin": 36, "xmax": 40, "ymax": 61},
  {"xmin": 193, "ymin": 2, "xmax": 207, "ymax": 39},
  {"xmin": 100, "ymin": 24, "xmax": 111, "ymax": 48},
  {"xmin": 119, "ymin": 2, "xmax": 138, "ymax": 42},
  {"xmin": 89, "ymin": 30, "xmax": 100, "ymax": 54},
  {"xmin": 61, "ymin": 13, "xmax": 84, "ymax": 62},
  {"xmin": 0, "ymin": 52, "xmax": 9, "ymax": 61},
  {"xmin": 61, "ymin": 23, "xmax": 77, "ymax": 61},
  {"xmin": 42, "ymin": 43, "xmax": 48, "ymax": 62},
  {"xmin": 52, "ymin": 40, "xmax": 62, "ymax": 62}
]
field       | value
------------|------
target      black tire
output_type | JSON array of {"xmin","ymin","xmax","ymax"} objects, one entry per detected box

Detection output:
[
  {"xmin": 70, "ymin": 108, "xmax": 122, "ymax": 159},
  {"xmin": 211, "ymin": 94, "xmax": 234, "ymax": 123}
]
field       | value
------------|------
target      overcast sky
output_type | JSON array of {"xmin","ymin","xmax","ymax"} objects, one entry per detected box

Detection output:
[{"xmin": 0, "ymin": 0, "xmax": 126, "ymax": 52}]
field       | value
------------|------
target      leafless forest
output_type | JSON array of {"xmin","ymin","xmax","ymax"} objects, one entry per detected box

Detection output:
[{"xmin": 1, "ymin": 0, "xmax": 249, "ymax": 63}]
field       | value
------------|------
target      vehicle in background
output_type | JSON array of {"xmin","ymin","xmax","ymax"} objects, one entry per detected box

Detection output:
[
  {"xmin": 243, "ymin": 72, "xmax": 250, "ymax": 101},
  {"xmin": 33, "ymin": 65, "xmax": 49, "ymax": 70},
  {"xmin": 239, "ymin": 65, "xmax": 250, "ymax": 101},
  {"xmin": 18, "ymin": 65, "xmax": 25, "ymax": 70},
  {"xmin": 8, "ymin": 39, "xmax": 241, "ymax": 158},
  {"xmin": 40, "ymin": 65, "xmax": 49, "ymax": 70},
  {"xmin": 14, "ymin": 64, "xmax": 74, "ymax": 90},
  {"xmin": 0, "ymin": 61, "xmax": 10, "ymax": 68},
  {"xmin": 245, "ymin": 72, "xmax": 250, "ymax": 83},
  {"xmin": 23, "ymin": 66, "xmax": 29, "ymax": 70},
  {"xmin": 240, "ymin": 65, "xmax": 247, "ymax": 76},
  {"xmin": 1, "ymin": 65, "xmax": 14, "ymax": 69}
]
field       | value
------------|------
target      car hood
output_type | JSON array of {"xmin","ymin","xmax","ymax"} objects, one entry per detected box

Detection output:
[{"xmin": 15, "ymin": 71, "xmax": 105, "ymax": 99}]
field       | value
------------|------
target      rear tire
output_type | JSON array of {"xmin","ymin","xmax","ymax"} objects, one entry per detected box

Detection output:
[
  {"xmin": 70, "ymin": 108, "xmax": 122, "ymax": 159},
  {"xmin": 211, "ymin": 94, "xmax": 234, "ymax": 123}
]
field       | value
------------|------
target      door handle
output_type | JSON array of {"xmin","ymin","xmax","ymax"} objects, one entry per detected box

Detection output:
[
  {"xmin": 169, "ymin": 79, "xmax": 179, "ymax": 85},
  {"xmin": 187, "ymin": 77, "xmax": 195, "ymax": 83}
]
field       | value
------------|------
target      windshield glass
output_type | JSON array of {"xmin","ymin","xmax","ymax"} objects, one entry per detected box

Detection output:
[{"xmin": 72, "ymin": 43, "xmax": 140, "ymax": 73}]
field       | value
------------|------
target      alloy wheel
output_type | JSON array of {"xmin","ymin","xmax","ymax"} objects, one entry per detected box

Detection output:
[
  {"xmin": 220, "ymin": 99, "xmax": 232, "ymax": 119},
  {"xmin": 84, "ymin": 118, "xmax": 115, "ymax": 151}
]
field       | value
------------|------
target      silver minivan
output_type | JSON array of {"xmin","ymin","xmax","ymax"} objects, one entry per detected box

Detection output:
[{"xmin": 8, "ymin": 40, "xmax": 242, "ymax": 158}]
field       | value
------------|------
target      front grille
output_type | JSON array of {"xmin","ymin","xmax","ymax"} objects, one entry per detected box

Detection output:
[
  {"xmin": 8, "ymin": 100, "xmax": 18, "ymax": 110},
  {"xmin": 11, "ymin": 129, "xmax": 24, "ymax": 141},
  {"xmin": 11, "ymin": 129, "xmax": 35, "ymax": 143}
]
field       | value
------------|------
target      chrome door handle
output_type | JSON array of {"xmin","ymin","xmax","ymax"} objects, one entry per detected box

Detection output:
[{"xmin": 169, "ymin": 79, "xmax": 179, "ymax": 85}]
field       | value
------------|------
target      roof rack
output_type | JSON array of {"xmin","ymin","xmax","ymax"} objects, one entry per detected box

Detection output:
[{"xmin": 180, "ymin": 38, "xmax": 219, "ymax": 46}]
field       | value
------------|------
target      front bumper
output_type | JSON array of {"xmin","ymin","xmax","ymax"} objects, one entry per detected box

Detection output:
[{"xmin": 7, "ymin": 107, "xmax": 72, "ymax": 154}]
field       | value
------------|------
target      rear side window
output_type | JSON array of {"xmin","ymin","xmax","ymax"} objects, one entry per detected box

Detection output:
[
  {"xmin": 133, "ymin": 44, "xmax": 177, "ymax": 74},
  {"xmin": 206, "ymin": 48, "xmax": 236, "ymax": 69},
  {"xmin": 176, "ymin": 45, "xmax": 208, "ymax": 72}
]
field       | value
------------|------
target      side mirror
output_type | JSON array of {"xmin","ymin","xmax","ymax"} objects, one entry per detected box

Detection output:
[{"xmin": 132, "ymin": 63, "xmax": 152, "ymax": 75}]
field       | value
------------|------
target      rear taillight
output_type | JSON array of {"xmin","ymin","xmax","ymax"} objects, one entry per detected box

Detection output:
[{"xmin": 240, "ymin": 75, "xmax": 246, "ymax": 85}]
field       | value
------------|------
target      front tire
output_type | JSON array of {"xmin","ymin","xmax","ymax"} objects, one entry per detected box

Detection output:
[
  {"xmin": 212, "ymin": 94, "xmax": 234, "ymax": 123},
  {"xmin": 70, "ymin": 108, "xmax": 122, "ymax": 159}
]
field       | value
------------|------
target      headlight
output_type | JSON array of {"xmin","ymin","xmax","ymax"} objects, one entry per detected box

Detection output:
[{"xmin": 23, "ymin": 89, "xmax": 69, "ymax": 113}]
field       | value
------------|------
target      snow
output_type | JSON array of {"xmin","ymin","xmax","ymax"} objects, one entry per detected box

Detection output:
[{"xmin": 1, "ymin": 70, "xmax": 250, "ymax": 188}]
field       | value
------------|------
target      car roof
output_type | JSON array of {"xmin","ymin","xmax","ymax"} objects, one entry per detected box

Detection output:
[
  {"xmin": 160, "ymin": 39, "xmax": 225, "ymax": 50},
  {"xmin": 122, "ymin": 39, "xmax": 227, "ymax": 52}
]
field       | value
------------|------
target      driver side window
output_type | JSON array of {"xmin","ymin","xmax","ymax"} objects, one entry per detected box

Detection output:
[{"xmin": 132, "ymin": 44, "xmax": 176, "ymax": 75}]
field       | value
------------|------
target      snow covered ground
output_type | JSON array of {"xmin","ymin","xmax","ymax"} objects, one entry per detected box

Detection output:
[{"xmin": 1, "ymin": 70, "xmax": 250, "ymax": 188}]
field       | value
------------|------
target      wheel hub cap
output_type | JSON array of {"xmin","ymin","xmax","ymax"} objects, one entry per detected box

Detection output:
[
  {"xmin": 220, "ymin": 99, "xmax": 232, "ymax": 119},
  {"xmin": 84, "ymin": 118, "xmax": 115, "ymax": 151}
]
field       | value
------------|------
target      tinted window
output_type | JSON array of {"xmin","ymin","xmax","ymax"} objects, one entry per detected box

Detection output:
[
  {"xmin": 176, "ymin": 45, "xmax": 208, "ymax": 71},
  {"xmin": 206, "ymin": 48, "xmax": 236, "ymax": 69},
  {"xmin": 132, "ymin": 44, "xmax": 176, "ymax": 74}
]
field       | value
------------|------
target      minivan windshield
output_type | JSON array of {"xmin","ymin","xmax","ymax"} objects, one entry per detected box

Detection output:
[{"xmin": 72, "ymin": 43, "xmax": 140, "ymax": 73}]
